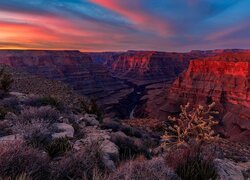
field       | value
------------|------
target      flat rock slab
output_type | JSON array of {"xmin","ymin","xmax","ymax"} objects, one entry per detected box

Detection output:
[{"xmin": 52, "ymin": 123, "xmax": 74, "ymax": 139}]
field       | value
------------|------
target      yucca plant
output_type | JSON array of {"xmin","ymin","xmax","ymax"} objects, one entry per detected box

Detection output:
[
  {"xmin": 45, "ymin": 138, "xmax": 71, "ymax": 158},
  {"xmin": 175, "ymin": 148, "xmax": 217, "ymax": 180}
]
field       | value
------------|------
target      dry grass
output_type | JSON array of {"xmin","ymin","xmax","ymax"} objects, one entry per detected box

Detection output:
[
  {"xmin": 52, "ymin": 142, "xmax": 106, "ymax": 180},
  {"xmin": 0, "ymin": 141, "xmax": 50, "ymax": 180},
  {"xmin": 108, "ymin": 157, "xmax": 177, "ymax": 180}
]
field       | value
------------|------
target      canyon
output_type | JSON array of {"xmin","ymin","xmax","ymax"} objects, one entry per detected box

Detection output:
[
  {"xmin": 0, "ymin": 49, "xmax": 249, "ymax": 141},
  {"xmin": 0, "ymin": 50, "xmax": 131, "ymax": 118},
  {"xmin": 142, "ymin": 52, "xmax": 250, "ymax": 143}
]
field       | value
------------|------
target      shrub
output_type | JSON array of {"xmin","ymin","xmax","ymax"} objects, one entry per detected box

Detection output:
[
  {"xmin": 0, "ymin": 172, "xmax": 33, "ymax": 180},
  {"xmin": 80, "ymin": 99, "xmax": 103, "ymax": 122},
  {"xmin": 23, "ymin": 95, "xmax": 63, "ymax": 110},
  {"xmin": 45, "ymin": 137, "xmax": 71, "ymax": 158},
  {"xmin": 52, "ymin": 142, "xmax": 105, "ymax": 180},
  {"xmin": 19, "ymin": 106, "xmax": 60, "ymax": 124},
  {"xmin": 108, "ymin": 157, "xmax": 177, "ymax": 180},
  {"xmin": 111, "ymin": 132, "xmax": 150, "ymax": 161},
  {"xmin": 0, "ymin": 68, "xmax": 14, "ymax": 94},
  {"xmin": 165, "ymin": 145, "xmax": 217, "ymax": 180},
  {"xmin": 0, "ymin": 141, "xmax": 50, "ymax": 180},
  {"xmin": 0, "ymin": 107, "xmax": 8, "ymax": 120},
  {"xmin": 0, "ymin": 97, "xmax": 20, "ymax": 114},
  {"xmin": 13, "ymin": 121, "xmax": 51, "ymax": 149},
  {"xmin": 161, "ymin": 102, "xmax": 219, "ymax": 148}
]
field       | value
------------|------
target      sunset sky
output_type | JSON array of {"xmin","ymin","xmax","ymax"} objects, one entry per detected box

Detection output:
[{"xmin": 0, "ymin": 0, "xmax": 250, "ymax": 52}]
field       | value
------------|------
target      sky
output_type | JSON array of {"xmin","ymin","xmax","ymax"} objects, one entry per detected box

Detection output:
[{"xmin": 0, "ymin": 0, "xmax": 250, "ymax": 52}]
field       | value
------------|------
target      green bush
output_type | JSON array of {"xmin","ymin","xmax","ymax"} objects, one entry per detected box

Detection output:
[
  {"xmin": 45, "ymin": 138, "xmax": 71, "ymax": 158},
  {"xmin": 0, "ymin": 68, "xmax": 14, "ymax": 94},
  {"xmin": 24, "ymin": 96, "xmax": 63, "ymax": 110},
  {"xmin": 36, "ymin": 96, "xmax": 62, "ymax": 110}
]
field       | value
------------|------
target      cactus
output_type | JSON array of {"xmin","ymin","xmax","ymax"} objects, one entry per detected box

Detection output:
[{"xmin": 161, "ymin": 102, "xmax": 219, "ymax": 147}]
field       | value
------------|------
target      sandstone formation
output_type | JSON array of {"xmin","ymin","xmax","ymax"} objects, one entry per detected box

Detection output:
[
  {"xmin": 94, "ymin": 50, "xmax": 249, "ymax": 85},
  {"xmin": 104, "ymin": 51, "xmax": 191, "ymax": 85},
  {"xmin": 143, "ymin": 52, "xmax": 250, "ymax": 143}
]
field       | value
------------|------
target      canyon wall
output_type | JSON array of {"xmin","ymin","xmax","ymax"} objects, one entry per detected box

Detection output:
[
  {"xmin": 91, "ymin": 49, "xmax": 250, "ymax": 85},
  {"xmin": 0, "ymin": 50, "xmax": 132, "ymax": 117},
  {"xmin": 143, "ymin": 52, "xmax": 250, "ymax": 143}
]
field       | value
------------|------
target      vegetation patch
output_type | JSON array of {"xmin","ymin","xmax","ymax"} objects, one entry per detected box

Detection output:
[{"xmin": 45, "ymin": 137, "xmax": 72, "ymax": 158}]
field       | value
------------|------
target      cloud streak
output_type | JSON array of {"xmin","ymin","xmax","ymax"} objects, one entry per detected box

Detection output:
[{"xmin": 0, "ymin": 0, "xmax": 250, "ymax": 51}]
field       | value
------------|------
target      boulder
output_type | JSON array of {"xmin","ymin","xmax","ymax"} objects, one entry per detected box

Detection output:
[
  {"xmin": 80, "ymin": 114, "xmax": 99, "ymax": 126},
  {"xmin": 100, "ymin": 139, "xmax": 119, "ymax": 171},
  {"xmin": 73, "ymin": 127, "xmax": 119, "ymax": 171},
  {"xmin": 0, "ymin": 134, "xmax": 23, "ymax": 143},
  {"xmin": 52, "ymin": 123, "xmax": 74, "ymax": 139}
]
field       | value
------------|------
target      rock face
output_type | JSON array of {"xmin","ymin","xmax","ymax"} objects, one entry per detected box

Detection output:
[
  {"xmin": 96, "ymin": 50, "xmax": 248, "ymax": 85},
  {"xmin": 144, "ymin": 52, "xmax": 250, "ymax": 143},
  {"xmin": 214, "ymin": 159, "xmax": 246, "ymax": 180},
  {"xmin": 0, "ymin": 50, "xmax": 131, "ymax": 117},
  {"xmin": 105, "ymin": 51, "xmax": 191, "ymax": 85}
]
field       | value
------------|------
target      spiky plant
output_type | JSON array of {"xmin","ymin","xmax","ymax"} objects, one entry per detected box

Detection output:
[
  {"xmin": 45, "ymin": 137, "xmax": 71, "ymax": 158},
  {"xmin": 161, "ymin": 102, "xmax": 219, "ymax": 148}
]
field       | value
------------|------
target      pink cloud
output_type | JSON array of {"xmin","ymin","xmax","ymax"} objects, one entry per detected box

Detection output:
[{"xmin": 90, "ymin": 0, "xmax": 174, "ymax": 36}]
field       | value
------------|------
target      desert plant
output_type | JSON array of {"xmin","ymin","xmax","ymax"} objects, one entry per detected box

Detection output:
[
  {"xmin": 0, "ymin": 141, "xmax": 50, "ymax": 180},
  {"xmin": 52, "ymin": 142, "xmax": 105, "ymax": 180},
  {"xmin": 108, "ymin": 157, "xmax": 178, "ymax": 180},
  {"xmin": 18, "ymin": 106, "xmax": 60, "ymax": 124},
  {"xmin": 161, "ymin": 102, "xmax": 219, "ymax": 147},
  {"xmin": 80, "ymin": 98, "xmax": 103, "ymax": 122},
  {"xmin": 45, "ymin": 137, "xmax": 71, "ymax": 158},
  {"xmin": 23, "ymin": 95, "xmax": 63, "ymax": 110},
  {"xmin": 13, "ymin": 120, "xmax": 51, "ymax": 149},
  {"xmin": 165, "ymin": 145, "xmax": 217, "ymax": 180},
  {"xmin": 0, "ymin": 97, "xmax": 20, "ymax": 113},
  {"xmin": 0, "ymin": 107, "xmax": 8, "ymax": 120},
  {"xmin": 0, "ymin": 172, "xmax": 33, "ymax": 180},
  {"xmin": 0, "ymin": 68, "xmax": 14, "ymax": 94}
]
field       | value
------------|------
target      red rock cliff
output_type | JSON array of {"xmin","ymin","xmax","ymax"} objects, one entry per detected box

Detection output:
[{"xmin": 144, "ymin": 52, "xmax": 250, "ymax": 143}]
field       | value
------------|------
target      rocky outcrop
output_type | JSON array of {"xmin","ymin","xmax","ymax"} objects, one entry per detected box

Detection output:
[
  {"xmin": 214, "ymin": 159, "xmax": 247, "ymax": 180},
  {"xmin": 52, "ymin": 123, "xmax": 74, "ymax": 139},
  {"xmin": 143, "ymin": 52, "xmax": 250, "ymax": 143},
  {"xmin": 0, "ymin": 50, "xmax": 131, "ymax": 117}
]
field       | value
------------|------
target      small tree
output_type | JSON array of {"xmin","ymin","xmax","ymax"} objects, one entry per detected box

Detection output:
[
  {"xmin": 0, "ymin": 68, "xmax": 14, "ymax": 93},
  {"xmin": 80, "ymin": 98, "xmax": 103, "ymax": 122},
  {"xmin": 161, "ymin": 102, "xmax": 219, "ymax": 148}
]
